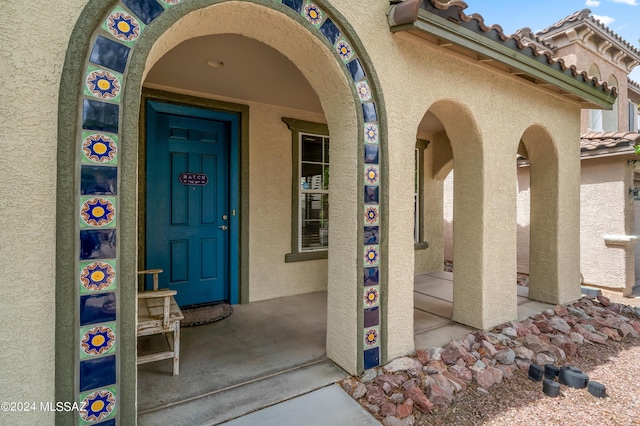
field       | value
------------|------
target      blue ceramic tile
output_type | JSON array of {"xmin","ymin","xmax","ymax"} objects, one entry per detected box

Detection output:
[
  {"xmin": 362, "ymin": 102, "xmax": 378, "ymax": 123},
  {"xmin": 320, "ymin": 18, "xmax": 341, "ymax": 45},
  {"xmin": 364, "ymin": 267, "xmax": 379, "ymax": 286},
  {"xmin": 364, "ymin": 186, "xmax": 379, "ymax": 204},
  {"xmin": 90, "ymin": 36, "xmax": 130, "ymax": 73},
  {"xmin": 364, "ymin": 144, "xmax": 379, "ymax": 164},
  {"xmin": 364, "ymin": 347, "xmax": 380, "ymax": 369},
  {"xmin": 282, "ymin": 0, "xmax": 303, "ymax": 12},
  {"xmin": 122, "ymin": 0, "xmax": 165, "ymax": 25},
  {"xmin": 96, "ymin": 419, "xmax": 116, "ymax": 426},
  {"xmin": 80, "ymin": 292, "xmax": 117, "ymax": 326},
  {"xmin": 346, "ymin": 58, "xmax": 365, "ymax": 82},
  {"xmin": 81, "ymin": 165, "xmax": 117, "ymax": 195},
  {"xmin": 79, "ymin": 355, "xmax": 116, "ymax": 392},
  {"xmin": 83, "ymin": 99, "xmax": 119, "ymax": 134},
  {"xmin": 364, "ymin": 307, "xmax": 380, "ymax": 328},
  {"xmin": 80, "ymin": 229, "xmax": 117, "ymax": 260},
  {"xmin": 364, "ymin": 226, "xmax": 379, "ymax": 245}
]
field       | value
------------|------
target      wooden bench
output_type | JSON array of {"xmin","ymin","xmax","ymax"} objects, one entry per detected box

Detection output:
[{"xmin": 137, "ymin": 269, "xmax": 183, "ymax": 376}]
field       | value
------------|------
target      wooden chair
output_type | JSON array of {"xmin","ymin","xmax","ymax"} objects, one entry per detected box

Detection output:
[{"xmin": 137, "ymin": 269, "xmax": 184, "ymax": 375}]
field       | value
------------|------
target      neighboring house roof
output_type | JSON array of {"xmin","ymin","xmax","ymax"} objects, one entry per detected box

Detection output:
[
  {"xmin": 537, "ymin": 8, "xmax": 640, "ymax": 73},
  {"xmin": 630, "ymin": 78, "xmax": 640, "ymax": 104},
  {"xmin": 580, "ymin": 131, "xmax": 640, "ymax": 158},
  {"xmin": 387, "ymin": 0, "xmax": 617, "ymax": 109}
]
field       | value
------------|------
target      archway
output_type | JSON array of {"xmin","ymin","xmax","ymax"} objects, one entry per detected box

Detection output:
[{"xmin": 56, "ymin": 1, "xmax": 387, "ymax": 423}]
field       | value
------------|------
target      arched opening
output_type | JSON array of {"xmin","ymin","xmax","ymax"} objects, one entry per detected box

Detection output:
[
  {"xmin": 519, "ymin": 124, "xmax": 561, "ymax": 303},
  {"xmin": 57, "ymin": 1, "xmax": 387, "ymax": 423}
]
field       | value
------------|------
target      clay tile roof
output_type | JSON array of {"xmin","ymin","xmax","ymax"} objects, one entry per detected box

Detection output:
[
  {"xmin": 630, "ymin": 78, "xmax": 640, "ymax": 93},
  {"xmin": 580, "ymin": 131, "xmax": 640, "ymax": 153},
  {"xmin": 388, "ymin": 0, "xmax": 618, "ymax": 99},
  {"xmin": 538, "ymin": 8, "xmax": 640, "ymax": 59}
]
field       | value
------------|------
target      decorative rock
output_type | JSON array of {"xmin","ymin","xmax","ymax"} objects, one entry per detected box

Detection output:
[
  {"xmin": 365, "ymin": 384, "xmax": 386, "ymax": 405},
  {"xmin": 424, "ymin": 360, "xmax": 447, "ymax": 375},
  {"xmin": 402, "ymin": 378, "xmax": 421, "ymax": 390},
  {"xmin": 534, "ymin": 320, "xmax": 554, "ymax": 333},
  {"xmin": 361, "ymin": 369, "xmax": 378, "ymax": 382},
  {"xmin": 568, "ymin": 306, "xmax": 590, "ymax": 319},
  {"xmin": 569, "ymin": 332, "xmax": 585, "ymax": 345},
  {"xmin": 523, "ymin": 334, "xmax": 546, "ymax": 353},
  {"xmin": 618, "ymin": 321, "xmax": 639, "ymax": 338},
  {"xmin": 486, "ymin": 366, "xmax": 504, "ymax": 384},
  {"xmin": 403, "ymin": 387, "xmax": 434, "ymax": 414},
  {"xmin": 384, "ymin": 357, "xmax": 423, "ymax": 374},
  {"xmin": 535, "ymin": 352, "xmax": 556, "ymax": 365},
  {"xmin": 514, "ymin": 358, "xmax": 531, "ymax": 372},
  {"xmin": 501, "ymin": 327, "xmax": 518, "ymax": 338},
  {"xmin": 364, "ymin": 403, "xmax": 380, "ymax": 415},
  {"xmin": 381, "ymin": 402, "xmax": 397, "ymax": 417},
  {"xmin": 442, "ymin": 341, "xmax": 468, "ymax": 365},
  {"xmin": 551, "ymin": 334, "xmax": 577, "ymax": 358},
  {"xmin": 474, "ymin": 368, "xmax": 496, "ymax": 389},
  {"xmin": 548, "ymin": 316, "xmax": 572, "ymax": 333},
  {"xmin": 473, "ymin": 359, "xmax": 486, "ymax": 370},
  {"xmin": 596, "ymin": 295, "xmax": 611, "ymax": 307},
  {"xmin": 443, "ymin": 371, "xmax": 467, "ymax": 392},
  {"xmin": 396, "ymin": 398, "xmax": 413, "ymax": 419},
  {"xmin": 599, "ymin": 326, "xmax": 622, "ymax": 341},
  {"xmin": 353, "ymin": 383, "xmax": 367, "ymax": 399},
  {"xmin": 481, "ymin": 340, "xmax": 498, "ymax": 357},
  {"xmin": 545, "ymin": 344, "xmax": 566, "ymax": 361},
  {"xmin": 450, "ymin": 364, "xmax": 473, "ymax": 383},
  {"xmin": 383, "ymin": 415, "xmax": 415, "ymax": 426},
  {"xmin": 375, "ymin": 374, "xmax": 405, "ymax": 389},
  {"xmin": 575, "ymin": 326, "xmax": 608, "ymax": 345},
  {"xmin": 494, "ymin": 348, "xmax": 516, "ymax": 365},
  {"xmin": 433, "ymin": 373, "xmax": 456, "ymax": 396},
  {"xmin": 415, "ymin": 349, "xmax": 430, "ymax": 365},
  {"xmin": 428, "ymin": 347, "xmax": 444, "ymax": 361},
  {"xmin": 494, "ymin": 364, "xmax": 514, "ymax": 379},
  {"xmin": 476, "ymin": 387, "xmax": 490, "ymax": 395},
  {"xmin": 389, "ymin": 392, "xmax": 405, "ymax": 404},
  {"xmin": 553, "ymin": 305, "xmax": 569, "ymax": 317},
  {"xmin": 426, "ymin": 383, "xmax": 453, "ymax": 407},
  {"xmin": 514, "ymin": 346, "xmax": 535, "ymax": 361}
]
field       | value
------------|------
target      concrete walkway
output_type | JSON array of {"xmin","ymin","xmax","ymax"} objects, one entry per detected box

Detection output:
[{"xmin": 137, "ymin": 272, "xmax": 554, "ymax": 425}]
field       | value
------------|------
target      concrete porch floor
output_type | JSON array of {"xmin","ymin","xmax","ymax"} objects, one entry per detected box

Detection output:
[{"xmin": 137, "ymin": 271, "xmax": 553, "ymax": 425}]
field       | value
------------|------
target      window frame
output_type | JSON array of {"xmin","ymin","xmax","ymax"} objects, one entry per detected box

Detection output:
[
  {"xmin": 282, "ymin": 117, "xmax": 330, "ymax": 262},
  {"xmin": 414, "ymin": 139, "xmax": 429, "ymax": 250}
]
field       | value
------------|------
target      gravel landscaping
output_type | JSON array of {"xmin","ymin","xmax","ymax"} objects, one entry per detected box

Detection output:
[{"xmin": 342, "ymin": 290, "xmax": 640, "ymax": 426}]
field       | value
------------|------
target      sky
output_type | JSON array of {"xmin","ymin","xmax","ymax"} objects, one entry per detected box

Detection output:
[{"xmin": 461, "ymin": 0, "xmax": 640, "ymax": 82}]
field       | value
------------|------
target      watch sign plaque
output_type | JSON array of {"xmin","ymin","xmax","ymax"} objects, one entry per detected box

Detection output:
[{"xmin": 179, "ymin": 172, "xmax": 208, "ymax": 186}]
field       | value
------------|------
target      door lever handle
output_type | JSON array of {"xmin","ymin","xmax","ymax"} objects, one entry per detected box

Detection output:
[{"xmin": 219, "ymin": 225, "xmax": 228, "ymax": 231}]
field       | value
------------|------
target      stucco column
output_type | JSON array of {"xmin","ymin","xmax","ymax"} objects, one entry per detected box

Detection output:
[
  {"xmin": 526, "ymin": 127, "xmax": 582, "ymax": 304},
  {"xmin": 451, "ymin": 138, "xmax": 518, "ymax": 330},
  {"xmin": 384, "ymin": 126, "xmax": 421, "ymax": 362}
]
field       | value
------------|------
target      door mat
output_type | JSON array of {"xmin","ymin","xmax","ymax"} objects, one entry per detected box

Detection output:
[{"xmin": 181, "ymin": 303, "xmax": 233, "ymax": 327}]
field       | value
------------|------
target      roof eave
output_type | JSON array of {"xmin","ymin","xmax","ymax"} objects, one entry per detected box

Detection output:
[{"xmin": 389, "ymin": 4, "xmax": 616, "ymax": 109}]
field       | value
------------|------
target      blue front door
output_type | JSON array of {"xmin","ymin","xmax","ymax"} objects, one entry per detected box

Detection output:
[{"xmin": 146, "ymin": 102, "xmax": 232, "ymax": 306}]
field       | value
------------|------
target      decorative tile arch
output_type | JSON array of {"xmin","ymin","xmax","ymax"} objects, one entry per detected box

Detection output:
[{"xmin": 58, "ymin": 0, "xmax": 387, "ymax": 423}]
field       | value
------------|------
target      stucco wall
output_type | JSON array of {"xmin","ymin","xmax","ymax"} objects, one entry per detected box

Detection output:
[
  {"xmin": 515, "ymin": 156, "xmax": 636, "ymax": 292},
  {"xmin": 4, "ymin": 0, "xmax": 589, "ymax": 413},
  {"xmin": 1, "ymin": 0, "xmax": 87, "ymax": 423}
]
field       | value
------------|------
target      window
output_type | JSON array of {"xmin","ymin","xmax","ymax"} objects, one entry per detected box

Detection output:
[
  {"xmin": 414, "ymin": 139, "xmax": 429, "ymax": 249},
  {"xmin": 282, "ymin": 118, "xmax": 330, "ymax": 262},
  {"xmin": 630, "ymin": 102, "xmax": 638, "ymax": 132}
]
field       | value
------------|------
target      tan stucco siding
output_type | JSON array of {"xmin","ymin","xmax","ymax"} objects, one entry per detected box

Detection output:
[{"xmin": 0, "ymin": 0, "xmax": 88, "ymax": 422}]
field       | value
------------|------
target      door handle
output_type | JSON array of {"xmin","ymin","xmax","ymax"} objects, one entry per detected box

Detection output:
[{"xmin": 219, "ymin": 225, "xmax": 228, "ymax": 231}]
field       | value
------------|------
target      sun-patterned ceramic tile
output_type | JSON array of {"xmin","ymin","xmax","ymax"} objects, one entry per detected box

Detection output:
[
  {"xmin": 336, "ymin": 38, "xmax": 354, "ymax": 63},
  {"xmin": 365, "ymin": 164, "xmax": 380, "ymax": 186},
  {"xmin": 79, "ymin": 260, "xmax": 117, "ymax": 294},
  {"xmin": 356, "ymin": 80, "xmax": 372, "ymax": 102},
  {"xmin": 364, "ymin": 285, "xmax": 380, "ymax": 308},
  {"xmin": 364, "ymin": 244, "xmax": 380, "ymax": 267},
  {"xmin": 364, "ymin": 123, "xmax": 379, "ymax": 145},
  {"xmin": 80, "ymin": 196, "xmax": 116, "ymax": 229},
  {"xmin": 84, "ymin": 66, "xmax": 122, "ymax": 102},
  {"xmin": 102, "ymin": 6, "xmax": 145, "ymax": 46},
  {"xmin": 303, "ymin": 2, "xmax": 323, "ymax": 26},
  {"xmin": 364, "ymin": 204, "xmax": 379, "ymax": 226},
  {"xmin": 80, "ymin": 323, "xmax": 116, "ymax": 360},
  {"xmin": 81, "ymin": 132, "xmax": 118, "ymax": 165},
  {"xmin": 79, "ymin": 386, "xmax": 116, "ymax": 425},
  {"xmin": 364, "ymin": 325, "xmax": 380, "ymax": 348}
]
